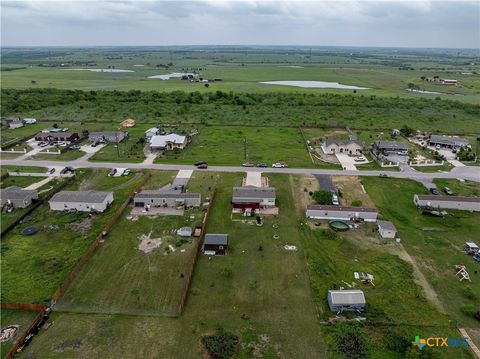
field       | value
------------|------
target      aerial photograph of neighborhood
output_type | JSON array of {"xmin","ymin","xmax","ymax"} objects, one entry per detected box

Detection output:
[{"xmin": 0, "ymin": 1, "xmax": 479, "ymax": 358}]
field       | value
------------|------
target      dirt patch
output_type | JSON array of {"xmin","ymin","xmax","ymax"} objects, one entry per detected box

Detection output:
[
  {"xmin": 67, "ymin": 217, "xmax": 93, "ymax": 234},
  {"xmin": 289, "ymin": 174, "xmax": 317, "ymax": 216},
  {"xmin": 138, "ymin": 231, "xmax": 162, "ymax": 253},
  {"xmin": 1, "ymin": 325, "xmax": 19, "ymax": 342},
  {"xmin": 332, "ymin": 176, "xmax": 375, "ymax": 208}
]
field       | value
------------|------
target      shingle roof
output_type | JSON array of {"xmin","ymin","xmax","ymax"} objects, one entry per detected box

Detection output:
[
  {"xmin": 90, "ymin": 131, "xmax": 125, "ymax": 137},
  {"xmin": 134, "ymin": 190, "xmax": 200, "ymax": 199},
  {"xmin": 429, "ymin": 134, "xmax": 468, "ymax": 146},
  {"xmin": 377, "ymin": 220, "xmax": 396, "ymax": 231},
  {"xmin": 149, "ymin": 134, "xmax": 186, "ymax": 147},
  {"xmin": 328, "ymin": 290, "xmax": 366, "ymax": 305},
  {"xmin": 204, "ymin": 234, "xmax": 228, "ymax": 245},
  {"xmin": 307, "ymin": 205, "xmax": 377, "ymax": 213},
  {"xmin": 35, "ymin": 132, "xmax": 77, "ymax": 138},
  {"xmin": 232, "ymin": 186, "xmax": 276, "ymax": 199},
  {"xmin": 415, "ymin": 195, "xmax": 480, "ymax": 203},
  {"xmin": 50, "ymin": 190, "xmax": 112, "ymax": 204},
  {"xmin": 373, "ymin": 141, "xmax": 408, "ymax": 150},
  {"xmin": 324, "ymin": 139, "xmax": 363, "ymax": 147},
  {"xmin": 1, "ymin": 187, "xmax": 38, "ymax": 200}
]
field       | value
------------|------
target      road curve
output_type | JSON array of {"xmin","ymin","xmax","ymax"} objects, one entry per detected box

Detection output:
[{"xmin": 2, "ymin": 159, "xmax": 480, "ymax": 183}]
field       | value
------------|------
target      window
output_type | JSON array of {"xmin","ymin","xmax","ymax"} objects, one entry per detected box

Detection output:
[{"xmin": 219, "ymin": 246, "xmax": 224, "ymax": 250}]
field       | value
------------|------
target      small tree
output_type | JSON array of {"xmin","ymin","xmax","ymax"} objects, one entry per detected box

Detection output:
[
  {"xmin": 335, "ymin": 323, "xmax": 369, "ymax": 359},
  {"xmin": 202, "ymin": 330, "xmax": 239, "ymax": 359},
  {"xmin": 312, "ymin": 190, "xmax": 332, "ymax": 205},
  {"xmin": 400, "ymin": 125, "xmax": 414, "ymax": 137}
]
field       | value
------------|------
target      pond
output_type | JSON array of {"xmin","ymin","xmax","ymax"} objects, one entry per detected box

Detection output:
[
  {"xmin": 64, "ymin": 69, "xmax": 134, "ymax": 73},
  {"xmin": 260, "ymin": 80, "xmax": 369, "ymax": 90},
  {"xmin": 148, "ymin": 72, "xmax": 195, "ymax": 80}
]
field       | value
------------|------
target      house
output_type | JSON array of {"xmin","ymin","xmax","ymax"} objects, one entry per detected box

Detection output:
[
  {"xmin": 306, "ymin": 205, "xmax": 378, "ymax": 222},
  {"xmin": 322, "ymin": 139, "xmax": 363, "ymax": 155},
  {"xmin": 34, "ymin": 132, "xmax": 79, "ymax": 143},
  {"xmin": 89, "ymin": 131, "xmax": 127, "ymax": 143},
  {"xmin": 231, "ymin": 186, "xmax": 276, "ymax": 212},
  {"xmin": 372, "ymin": 141, "xmax": 408, "ymax": 156},
  {"xmin": 413, "ymin": 194, "xmax": 480, "ymax": 212},
  {"xmin": 177, "ymin": 227, "xmax": 193, "ymax": 237},
  {"xmin": 429, "ymin": 134, "xmax": 469, "ymax": 149},
  {"xmin": 377, "ymin": 220, "xmax": 397, "ymax": 239},
  {"xmin": 133, "ymin": 190, "xmax": 201, "ymax": 208},
  {"xmin": 49, "ymin": 190, "xmax": 114, "ymax": 212},
  {"xmin": 0, "ymin": 187, "xmax": 39, "ymax": 209},
  {"xmin": 24, "ymin": 118, "xmax": 37, "ymax": 124},
  {"xmin": 327, "ymin": 290, "xmax": 366, "ymax": 313},
  {"xmin": 203, "ymin": 234, "xmax": 228, "ymax": 255},
  {"xmin": 149, "ymin": 133, "xmax": 187, "ymax": 151},
  {"xmin": 5, "ymin": 117, "xmax": 24, "ymax": 129},
  {"xmin": 145, "ymin": 127, "xmax": 160, "ymax": 139}
]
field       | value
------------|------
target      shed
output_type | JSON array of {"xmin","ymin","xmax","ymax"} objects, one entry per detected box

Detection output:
[
  {"xmin": 465, "ymin": 242, "xmax": 479, "ymax": 254},
  {"xmin": 377, "ymin": 220, "xmax": 397, "ymax": 239},
  {"xmin": 203, "ymin": 234, "xmax": 228, "ymax": 255},
  {"xmin": 177, "ymin": 227, "xmax": 193, "ymax": 237},
  {"xmin": 327, "ymin": 289, "xmax": 366, "ymax": 313}
]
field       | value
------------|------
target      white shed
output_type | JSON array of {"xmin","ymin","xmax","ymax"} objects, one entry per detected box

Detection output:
[{"xmin": 377, "ymin": 220, "xmax": 397, "ymax": 239}]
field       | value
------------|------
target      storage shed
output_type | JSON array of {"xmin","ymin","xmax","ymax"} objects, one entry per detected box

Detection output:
[
  {"xmin": 203, "ymin": 234, "xmax": 228, "ymax": 255},
  {"xmin": 327, "ymin": 289, "xmax": 366, "ymax": 313},
  {"xmin": 377, "ymin": 220, "xmax": 397, "ymax": 239}
]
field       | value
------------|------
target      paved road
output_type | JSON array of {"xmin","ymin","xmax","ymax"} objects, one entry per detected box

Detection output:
[{"xmin": 2, "ymin": 158, "xmax": 480, "ymax": 183}]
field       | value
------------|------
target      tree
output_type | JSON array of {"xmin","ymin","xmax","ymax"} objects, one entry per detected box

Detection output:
[
  {"xmin": 335, "ymin": 323, "xmax": 369, "ymax": 359},
  {"xmin": 312, "ymin": 190, "xmax": 332, "ymax": 205},
  {"xmin": 400, "ymin": 124, "xmax": 414, "ymax": 137},
  {"xmin": 202, "ymin": 330, "xmax": 239, "ymax": 359}
]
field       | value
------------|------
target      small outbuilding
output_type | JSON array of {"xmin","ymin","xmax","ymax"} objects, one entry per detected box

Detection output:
[
  {"xmin": 465, "ymin": 242, "xmax": 479, "ymax": 255},
  {"xmin": 327, "ymin": 289, "xmax": 366, "ymax": 313},
  {"xmin": 203, "ymin": 234, "xmax": 228, "ymax": 255},
  {"xmin": 377, "ymin": 220, "xmax": 397, "ymax": 239},
  {"xmin": 177, "ymin": 227, "xmax": 193, "ymax": 237}
]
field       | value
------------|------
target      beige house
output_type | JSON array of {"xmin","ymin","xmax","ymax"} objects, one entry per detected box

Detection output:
[
  {"xmin": 322, "ymin": 139, "xmax": 363, "ymax": 155},
  {"xmin": 149, "ymin": 133, "xmax": 187, "ymax": 151}
]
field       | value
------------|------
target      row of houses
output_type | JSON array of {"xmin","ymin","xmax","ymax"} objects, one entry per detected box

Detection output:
[{"xmin": 2, "ymin": 117, "xmax": 36, "ymax": 129}]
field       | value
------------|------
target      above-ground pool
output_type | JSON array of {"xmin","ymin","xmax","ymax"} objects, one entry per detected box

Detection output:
[{"xmin": 329, "ymin": 220, "xmax": 350, "ymax": 231}]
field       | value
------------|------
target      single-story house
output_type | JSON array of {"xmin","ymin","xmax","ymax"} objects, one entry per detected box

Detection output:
[
  {"xmin": 306, "ymin": 205, "xmax": 378, "ymax": 222},
  {"xmin": 441, "ymin": 79, "xmax": 458, "ymax": 85},
  {"xmin": 372, "ymin": 141, "xmax": 409, "ymax": 156},
  {"xmin": 89, "ymin": 131, "xmax": 127, "ymax": 143},
  {"xmin": 4, "ymin": 117, "xmax": 24, "ymax": 129},
  {"xmin": 133, "ymin": 190, "xmax": 201, "ymax": 208},
  {"xmin": 322, "ymin": 139, "xmax": 363, "ymax": 155},
  {"xmin": 149, "ymin": 134, "xmax": 187, "ymax": 151},
  {"xmin": 429, "ymin": 134, "xmax": 469, "ymax": 149},
  {"xmin": 24, "ymin": 118, "xmax": 37, "ymax": 124},
  {"xmin": 49, "ymin": 190, "xmax": 114, "ymax": 212},
  {"xmin": 377, "ymin": 220, "xmax": 397, "ymax": 239},
  {"xmin": 413, "ymin": 194, "xmax": 480, "ymax": 212},
  {"xmin": 232, "ymin": 186, "xmax": 276, "ymax": 212},
  {"xmin": 145, "ymin": 127, "xmax": 160, "ymax": 139},
  {"xmin": 34, "ymin": 132, "xmax": 79, "ymax": 143},
  {"xmin": 203, "ymin": 234, "xmax": 228, "ymax": 255},
  {"xmin": 177, "ymin": 227, "xmax": 193, "ymax": 237},
  {"xmin": 327, "ymin": 289, "xmax": 366, "ymax": 313},
  {"xmin": 1, "ymin": 187, "xmax": 39, "ymax": 209}
]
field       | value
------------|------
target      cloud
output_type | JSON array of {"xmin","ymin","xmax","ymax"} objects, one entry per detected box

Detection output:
[{"xmin": 1, "ymin": 0, "xmax": 479, "ymax": 48}]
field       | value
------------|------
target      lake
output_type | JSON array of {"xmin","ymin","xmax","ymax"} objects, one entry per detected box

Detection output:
[
  {"xmin": 148, "ymin": 72, "xmax": 195, "ymax": 80},
  {"xmin": 260, "ymin": 80, "xmax": 369, "ymax": 90},
  {"xmin": 64, "ymin": 69, "xmax": 134, "ymax": 73}
]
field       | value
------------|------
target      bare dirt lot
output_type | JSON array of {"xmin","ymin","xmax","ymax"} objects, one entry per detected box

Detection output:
[{"xmin": 332, "ymin": 176, "xmax": 375, "ymax": 208}]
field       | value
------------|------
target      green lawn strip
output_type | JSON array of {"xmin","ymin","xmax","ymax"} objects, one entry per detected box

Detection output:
[
  {"xmin": 1, "ymin": 165, "xmax": 47, "ymax": 175},
  {"xmin": 0, "ymin": 176, "xmax": 45, "ymax": 189},
  {"xmin": 433, "ymin": 179, "xmax": 480, "ymax": 196},
  {"xmin": 0, "ymin": 170, "xmax": 145, "ymax": 304},
  {"xmin": 0, "ymin": 309, "xmax": 39, "ymax": 357},
  {"xmin": 362, "ymin": 177, "xmax": 480, "ymax": 328}
]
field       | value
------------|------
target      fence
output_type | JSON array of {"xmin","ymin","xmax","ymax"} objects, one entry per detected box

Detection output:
[
  {"xmin": 50, "ymin": 173, "xmax": 151, "ymax": 305},
  {"xmin": 409, "ymin": 160, "xmax": 445, "ymax": 167},
  {"xmin": 1, "ymin": 133, "xmax": 36, "ymax": 150},
  {"xmin": 0, "ymin": 149, "xmax": 27, "ymax": 154},
  {"xmin": 177, "ymin": 188, "xmax": 217, "ymax": 315},
  {"xmin": 1, "ymin": 303, "xmax": 48, "ymax": 312}
]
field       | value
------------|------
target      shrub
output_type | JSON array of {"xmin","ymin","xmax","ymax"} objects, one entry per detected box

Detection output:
[
  {"xmin": 460, "ymin": 304, "xmax": 475, "ymax": 316},
  {"xmin": 351, "ymin": 199, "xmax": 362, "ymax": 207},
  {"xmin": 323, "ymin": 228, "xmax": 338, "ymax": 240},
  {"xmin": 335, "ymin": 323, "xmax": 369, "ymax": 359},
  {"xmin": 462, "ymin": 286, "xmax": 478, "ymax": 300},
  {"xmin": 202, "ymin": 330, "xmax": 239, "ymax": 359},
  {"xmin": 221, "ymin": 266, "xmax": 233, "ymax": 278},
  {"xmin": 383, "ymin": 332, "xmax": 410, "ymax": 355},
  {"xmin": 312, "ymin": 190, "xmax": 332, "ymax": 205}
]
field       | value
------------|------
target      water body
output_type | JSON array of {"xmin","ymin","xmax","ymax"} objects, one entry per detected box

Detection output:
[
  {"xmin": 148, "ymin": 72, "xmax": 195, "ymax": 80},
  {"xmin": 278, "ymin": 65, "xmax": 304, "ymax": 68},
  {"xmin": 407, "ymin": 88, "xmax": 441, "ymax": 95},
  {"xmin": 64, "ymin": 69, "xmax": 134, "ymax": 73},
  {"xmin": 260, "ymin": 80, "xmax": 369, "ymax": 90}
]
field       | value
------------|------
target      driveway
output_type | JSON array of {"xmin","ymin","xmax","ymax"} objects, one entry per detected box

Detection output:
[
  {"xmin": 335, "ymin": 153, "xmax": 367, "ymax": 171},
  {"xmin": 314, "ymin": 174, "xmax": 335, "ymax": 192},
  {"xmin": 78, "ymin": 144, "xmax": 105, "ymax": 160}
]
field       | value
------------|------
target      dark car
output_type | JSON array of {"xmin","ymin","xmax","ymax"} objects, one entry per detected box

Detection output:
[
  {"xmin": 429, "ymin": 188, "xmax": 440, "ymax": 195},
  {"xmin": 379, "ymin": 173, "xmax": 388, "ymax": 178},
  {"xmin": 257, "ymin": 163, "xmax": 267, "ymax": 168},
  {"xmin": 47, "ymin": 168, "xmax": 56, "ymax": 175},
  {"xmin": 108, "ymin": 168, "xmax": 117, "ymax": 176},
  {"xmin": 195, "ymin": 161, "xmax": 207, "ymax": 166},
  {"xmin": 197, "ymin": 164, "xmax": 208, "ymax": 169}
]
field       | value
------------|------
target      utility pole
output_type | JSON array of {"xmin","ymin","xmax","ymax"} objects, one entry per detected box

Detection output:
[
  {"xmin": 244, "ymin": 137, "xmax": 247, "ymax": 161},
  {"xmin": 115, "ymin": 133, "xmax": 120, "ymax": 158}
]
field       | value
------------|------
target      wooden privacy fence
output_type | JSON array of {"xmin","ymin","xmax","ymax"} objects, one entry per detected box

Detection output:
[
  {"xmin": 177, "ymin": 188, "xmax": 217, "ymax": 315},
  {"xmin": 50, "ymin": 173, "xmax": 151, "ymax": 305},
  {"xmin": 1, "ymin": 303, "xmax": 48, "ymax": 312}
]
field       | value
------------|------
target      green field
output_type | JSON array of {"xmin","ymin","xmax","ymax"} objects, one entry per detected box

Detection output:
[{"xmin": 0, "ymin": 309, "xmax": 38, "ymax": 356}]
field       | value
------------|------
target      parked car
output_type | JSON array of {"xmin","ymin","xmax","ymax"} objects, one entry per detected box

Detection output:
[
  {"xmin": 272, "ymin": 162, "xmax": 288, "ymax": 168},
  {"xmin": 108, "ymin": 168, "xmax": 117, "ymax": 176},
  {"xmin": 429, "ymin": 188, "xmax": 440, "ymax": 195},
  {"xmin": 256, "ymin": 163, "xmax": 267, "ymax": 168},
  {"xmin": 443, "ymin": 187, "xmax": 454, "ymax": 195},
  {"xmin": 38, "ymin": 142, "xmax": 48, "ymax": 147},
  {"xmin": 354, "ymin": 156, "xmax": 365, "ymax": 162},
  {"xmin": 379, "ymin": 173, "xmax": 388, "ymax": 178},
  {"xmin": 47, "ymin": 168, "xmax": 56, "ymax": 175},
  {"xmin": 242, "ymin": 162, "xmax": 254, "ymax": 167},
  {"xmin": 57, "ymin": 141, "xmax": 67, "ymax": 147},
  {"xmin": 197, "ymin": 164, "xmax": 208, "ymax": 169},
  {"xmin": 332, "ymin": 194, "xmax": 339, "ymax": 205},
  {"xmin": 195, "ymin": 161, "xmax": 207, "ymax": 166},
  {"xmin": 123, "ymin": 169, "xmax": 131, "ymax": 176},
  {"xmin": 68, "ymin": 145, "xmax": 80, "ymax": 150},
  {"xmin": 91, "ymin": 142, "xmax": 98, "ymax": 147}
]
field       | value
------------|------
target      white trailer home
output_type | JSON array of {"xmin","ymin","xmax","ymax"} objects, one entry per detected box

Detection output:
[
  {"xmin": 306, "ymin": 205, "xmax": 378, "ymax": 222},
  {"xmin": 49, "ymin": 190, "xmax": 114, "ymax": 212},
  {"xmin": 413, "ymin": 194, "xmax": 480, "ymax": 212}
]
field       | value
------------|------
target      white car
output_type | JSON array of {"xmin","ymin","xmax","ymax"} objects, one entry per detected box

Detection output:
[
  {"xmin": 57, "ymin": 141, "xmax": 67, "ymax": 147},
  {"xmin": 272, "ymin": 162, "xmax": 288, "ymax": 168},
  {"xmin": 354, "ymin": 156, "xmax": 365, "ymax": 162}
]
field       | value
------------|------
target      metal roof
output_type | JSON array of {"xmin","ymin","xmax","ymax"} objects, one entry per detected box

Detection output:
[
  {"xmin": 134, "ymin": 190, "xmax": 200, "ymax": 199},
  {"xmin": 90, "ymin": 131, "xmax": 125, "ymax": 137},
  {"xmin": 415, "ymin": 195, "xmax": 480, "ymax": 203},
  {"xmin": 373, "ymin": 141, "xmax": 408, "ymax": 150},
  {"xmin": 204, "ymin": 234, "xmax": 228, "ymax": 245},
  {"xmin": 307, "ymin": 205, "xmax": 377, "ymax": 213},
  {"xmin": 232, "ymin": 186, "xmax": 276, "ymax": 199},
  {"xmin": 429, "ymin": 134, "xmax": 468, "ymax": 146},
  {"xmin": 324, "ymin": 139, "xmax": 363, "ymax": 147},
  {"xmin": 35, "ymin": 131, "xmax": 77, "ymax": 138},
  {"xmin": 50, "ymin": 190, "xmax": 112, "ymax": 204},
  {"xmin": 328, "ymin": 290, "xmax": 366, "ymax": 305},
  {"xmin": 149, "ymin": 134, "xmax": 186, "ymax": 147},
  {"xmin": 1, "ymin": 187, "xmax": 38, "ymax": 200},
  {"xmin": 377, "ymin": 220, "xmax": 396, "ymax": 231}
]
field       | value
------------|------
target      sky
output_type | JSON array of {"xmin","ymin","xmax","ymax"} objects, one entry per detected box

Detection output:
[{"xmin": 1, "ymin": 0, "xmax": 479, "ymax": 49}]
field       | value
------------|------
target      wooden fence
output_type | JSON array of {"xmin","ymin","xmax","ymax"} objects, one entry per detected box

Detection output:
[{"xmin": 1, "ymin": 303, "xmax": 48, "ymax": 312}]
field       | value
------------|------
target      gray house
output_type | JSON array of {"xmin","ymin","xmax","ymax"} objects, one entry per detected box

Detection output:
[
  {"xmin": 133, "ymin": 190, "xmax": 201, "ymax": 208},
  {"xmin": 4, "ymin": 117, "xmax": 24, "ymax": 129},
  {"xmin": 328, "ymin": 290, "xmax": 366, "ymax": 313},
  {"xmin": 377, "ymin": 220, "xmax": 397, "ymax": 239},
  {"xmin": 322, "ymin": 139, "xmax": 363, "ymax": 155},
  {"xmin": 306, "ymin": 205, "xmax": 378, "ymax": 222},
  {"xmin": 231, "ymin": 186, "xmax": 276, "ymax": 212},
  {"xmin": 89, "ymin": 131, "xmax": 127, "ymax": 143},
  {"xmin": 49, "ymin": 190, "xmax": 114, "ymax": 212},
  {"xmin": 1, "ymin": 187, "xmax": 39, "ymax": 209},
  {"xmin": 372, "ymin": 141, "xmax": 408, "ymax": 156},
  {"xmin": 429, "ymin": 134, "xmax": 469, "ymax": 149},
  {"xmin": 413, "ymin": 194, "xmax": 480, "ymax": 212}
]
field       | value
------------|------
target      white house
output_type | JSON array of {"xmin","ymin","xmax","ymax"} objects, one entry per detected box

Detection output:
[
  {"xmin": 327, "ymin": 290, "xmax": 366, "ymax": 313},
  {"xmin": 306, "ymin": 205, "xmax": 378, "ymax": 222},
  {"xmin": 49, "ymin": 190, "xmax": 114, "ymax": 212},
  {"xmin": 24, "ymin": 118, "xmax": 37, "ymax": 124},
  {"xmin": 322, "ymin": 139, "xmax": 363, "ymax": 155},
  {"xmin": 377, "ymin": 220, "xmax": 397, "ymax": 239},
  {"xmin": 149, "ymin": 133, "xmax": 187, "ymax": 151},
  {"xmin": 413, "ymin": 194, "xmax": 480, "ymax": 212},
  {"xmin": 145, "ymin": 127, "xmax": 159, "ymax": 139}
]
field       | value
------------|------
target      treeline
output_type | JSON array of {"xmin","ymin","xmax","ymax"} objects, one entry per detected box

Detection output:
[{"xmin": 2, "ymin": 88, "xmax": 479, "ymax": 115}]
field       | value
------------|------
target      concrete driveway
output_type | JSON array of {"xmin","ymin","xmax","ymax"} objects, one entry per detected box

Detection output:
[{"xmin": 335, "ymin": 154, "xmax": 368, "ymax": 171}]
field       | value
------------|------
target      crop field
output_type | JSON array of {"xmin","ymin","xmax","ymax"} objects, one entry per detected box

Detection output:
[
  {"xmin": 0, "ymin": 169, "xmax": 145, "ymax": 304},
  {"xmin": 362, "ymin": 177, "xmax": 480, "ymax": 328},
  {"xmin": 55, "ymin": 170, "xmax": 211, "ymax": 317}
]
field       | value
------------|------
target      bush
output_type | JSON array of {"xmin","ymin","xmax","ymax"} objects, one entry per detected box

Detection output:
[
  {"xmin": 334, "ymin": 323, "xmax": 369, "ymax": 359},
  {"xmin": 323, "ymin": 228, "xmax": 338, "ymax": 240},
  {"xmin": 460, "ymin": 303, "xmax": 475, "ymax": 316},
  {"xmin": 351, "ymin": 199, "xmax": 362, "ymax": 207},
  {"xmin": 312, "ymin": 190, "xmax": 332, "ymax": 205},
  {"xmin": 202, "ymin": 330, "xmax": 239, "ymax": 359},
  {"xmin": 383, "ymin": 332, "xmax": 410, "ymax": 355},
  {"xmin": 462, "ymin": 285, "xmax": 478, "ymax": 300}
]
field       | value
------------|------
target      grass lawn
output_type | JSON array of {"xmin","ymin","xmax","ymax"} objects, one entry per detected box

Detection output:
[
  {"xmin": 89, "ymin": 137, "xmax": 146, "ymax": 163},
  {"xmin": 433, "ymin": 179, "xmax": 480, "ymax": 196},
  {"xmin": 1, "ymin": 165, "xmax": 47, "ymax": 175},
  {"xmin": 0, "ymin": 309, "xmax": 39, "ymax": 357},
  {"xmin": 411, "ymin": 163, "xmax": 454, "ymax": 173},
  {"xmin": 0, "ymin": 169, "xmax": 146, "ymax": 304},
  {"xmin": 362, "ymin": 177, "xmax": 480, "ymax": 328},
  {"xmin": 0, "ymin": 175, "xmax": 45, "ymax": 189},
  {"xmin": 156, "ymin": 126, "xmax": 314, "ymax": 168},
  {"xmin": 30, "ymin": 149, "xmax": 86, "ymax": 161}
]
